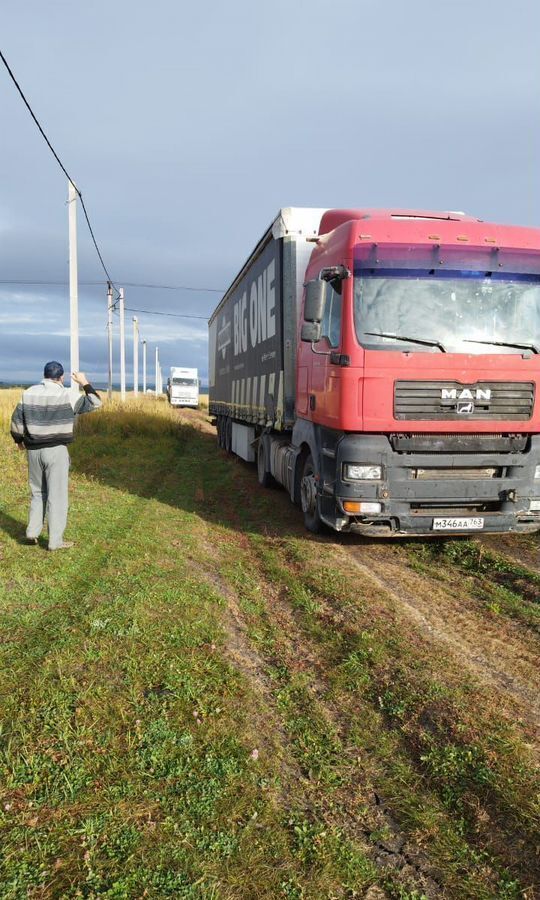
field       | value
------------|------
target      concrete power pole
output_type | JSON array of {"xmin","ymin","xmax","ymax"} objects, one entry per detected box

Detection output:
[
  {"xmin": 142, "ymin": 340, "xmax": 147, "ymax": 393},
  {"xmin": 119, "ymin": 287, "xmax": 126, "ymax": 401},
  {"xmin": 155, "ymin": 345, "xmax": 159, "ymax": 398},
  {"xmin": 107, "ymin": 283, "xmax": 113, "ymax": 400},
  {"xmin": 132, "ymin": 316, "xmax": 139, "ymax": 395},
  {"xmin": 68, "ymin": 181, "xmax": 79, "ymax": 399}
]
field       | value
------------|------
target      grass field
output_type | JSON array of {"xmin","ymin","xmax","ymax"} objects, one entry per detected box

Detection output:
[{"xmin": 0, "ymin": 388, "xmax": 539, "ymax": 899}]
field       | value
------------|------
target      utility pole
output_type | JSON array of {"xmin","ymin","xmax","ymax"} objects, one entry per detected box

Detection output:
[
  {"xmin": 155, "ymin": 345, "xmax": 159, "ymax": 398},
  {"xmin": 132, "ymin": 316, "xmax": 139, "ymax": 395},
  {"xmin": 119, "ymin": 287, "xmax": 126, "ymax": 401},
  {"xmin": 68, "ymin": 180, "xmax": 79, "ymax": 398},
  {"xmin": 107, "ymin": 283, "xmax": 113, "ymax": 400},
  {"xmin": 142, "ymin": 340, "xmax": 147, "ymax": 393}
]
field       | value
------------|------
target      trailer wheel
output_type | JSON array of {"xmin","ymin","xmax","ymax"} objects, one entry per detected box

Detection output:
[
  {"xmin": 300, "ymin": 453, "xmax": 323, "ymax": 533},
  {"xmin": 257, "ymin": 439, "xmax": 274, "ymax": 488},
  {"xmin": 225, "ymin": 416, "xmax": 232, "ymax": 454}
]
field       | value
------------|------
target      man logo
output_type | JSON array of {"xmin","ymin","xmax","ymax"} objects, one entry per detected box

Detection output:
[
  {"xmin": 441, "ymin": 385, "xmax": 492, "ymax": 416},
  {"xmin": 441, "ymin": 387, "xmax": 491, "ymax": 401}
]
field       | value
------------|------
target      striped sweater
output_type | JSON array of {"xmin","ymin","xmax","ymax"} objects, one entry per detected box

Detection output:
[{"xmin": 10, "ymin": 379, "xmax": 102, "ymax": 449}]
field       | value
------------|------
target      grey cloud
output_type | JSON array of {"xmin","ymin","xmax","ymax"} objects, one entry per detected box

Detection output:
[{"xmin": 1, "ymin": 0, "xmax": 538, "ymax": 381}]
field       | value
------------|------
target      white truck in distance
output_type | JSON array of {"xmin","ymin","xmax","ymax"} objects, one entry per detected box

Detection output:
[{"xmin": 167, "ymin": 367, "xmax": 199, "ymax": 408}]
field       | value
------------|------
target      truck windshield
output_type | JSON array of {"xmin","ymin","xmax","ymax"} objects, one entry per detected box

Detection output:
[
  {"xmin": 172, "ymin": 378, "xmax": 197, "ymax": 386},
  {"xmin": 353, "ymin": 244, "xmax": 540, "ymax": 354}
]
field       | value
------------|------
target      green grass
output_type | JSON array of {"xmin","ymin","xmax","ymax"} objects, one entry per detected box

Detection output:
[
  {"xmin": 0, "ymin": 396, "xmax": 380, "ymax": 898},
  {"xmin": 1, "ymin": 392, "xmax": 539, "ymax": 898},
  {"xmin": 406, "ymin": 538, "xmax": 540, "ymax": 632}
]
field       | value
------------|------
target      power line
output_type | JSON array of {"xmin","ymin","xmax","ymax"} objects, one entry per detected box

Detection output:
[
  {"xmin": 0, "ymin": 282, "xmax": 213, "ymax": 319},
  {"xmin": 121, "ymin": 281, "xmax": 223, "ymax": 293},
  {"xmin": 0, "ymin": 286, "xmax": 210, "ymax": 319},
  {"xmin": 0, "ymin": 48, "xmax": 117, "ymax": 292},
  {"xmin": 0, "ymin": 279, "xmax": 224, "ymax": 293},
  {"xmin": 110, "ymin": 282, "xmax": 224, "ymax": 309},
  {"xmin": 125, "ymin": 306, "xmax": 208, "ymax": 320}
]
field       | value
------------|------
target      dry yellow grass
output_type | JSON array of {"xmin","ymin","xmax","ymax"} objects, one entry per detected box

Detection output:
[
  {"xmin": 0, "ymin": 387, "xmax": 20, "ymax": 428},
  {"xmin": 0, "ymin": 386, "xmax": 208, "ymax": 431}
]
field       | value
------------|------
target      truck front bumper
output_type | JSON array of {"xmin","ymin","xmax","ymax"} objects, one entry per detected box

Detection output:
[{"xmin": 319, "ymin": 434, "xmax": 540, "ymax": 536}]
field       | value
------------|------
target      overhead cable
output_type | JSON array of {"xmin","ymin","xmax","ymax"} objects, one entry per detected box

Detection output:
[
  {"xmin": 0, "ymin": 48, "xmax": 118, "ymax": 292},
  {"xmin": 0, "ymin": 279, "xmax": 224, "ymax": 293},
  {"xmin": 120, "ymin": 281, "xmax": 223, "ymax": 293},
  {"xmin": 124, "ymin": 306, "xmax": 208, "ymax": 320}
]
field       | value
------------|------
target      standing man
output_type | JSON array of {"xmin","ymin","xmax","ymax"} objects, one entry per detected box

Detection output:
[{"xmin": 10, "ymin": 361, "xmax": 102, "ymax": 551}]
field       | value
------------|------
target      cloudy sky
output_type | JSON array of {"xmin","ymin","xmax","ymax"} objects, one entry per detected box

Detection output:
[{"xmin": 1, "ymin": 0, "xmax": 539, "ymax": 386}]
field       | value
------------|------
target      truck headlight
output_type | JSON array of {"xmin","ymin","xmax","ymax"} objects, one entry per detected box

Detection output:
[
  {"xmin": 343, "ymin": 464, "xmax": 382, "ymax": 481},
  {"xmin": 535, "ymin": 465, "xmax": 540, "ymax": 479}
]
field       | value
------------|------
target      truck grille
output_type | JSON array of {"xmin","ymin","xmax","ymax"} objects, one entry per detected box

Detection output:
[
  {"xmin": 394, "ymin": 381, "xmax": 534, "ymax": 421},
  {"xmin": 390, "ymin": 433, "xmax": 528, "ymax": 453}
]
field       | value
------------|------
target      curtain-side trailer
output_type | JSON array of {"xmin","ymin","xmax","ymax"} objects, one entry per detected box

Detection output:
[
  {"xmin": 209, "ymin": 207, "xmax": 540, "ymax": 537},
  {"xmin": 208, "ymin": 208, "xmax": 324, "ymax": 459}
]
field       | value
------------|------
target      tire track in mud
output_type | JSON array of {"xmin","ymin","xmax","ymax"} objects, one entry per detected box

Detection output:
[
  {"xmin": 336, "ymin": 540, "xmax": 540, "ymax": 741},
  {"xmin": 186, "ymin": 532, "xmax": 443, "ymax": 899},
  {"xmin": 180, "ymin": 415, "xmax": 539, "ymax": 892}
]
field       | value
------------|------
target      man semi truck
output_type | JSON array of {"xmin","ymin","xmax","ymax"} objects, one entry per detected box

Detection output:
[
  {"xmin": 208, "ymin": 208, "xmax": 540, "ymax": 536},
  {"xmin": 167, "ymin": 367, "xmax": 199, "ymax": 408}
]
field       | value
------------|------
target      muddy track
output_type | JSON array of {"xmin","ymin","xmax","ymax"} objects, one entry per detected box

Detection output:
[
  {"xmin": 179, "ymin": 412, "xmax": 540, "ymax": 893},
  {"xmin": 334, "ymin": 539, "xmax": 540, "ymax": 744},
  {"xmin": 193, "ymin": 410, "xmax": 540, "ymax": 744},
  {"xmin": 190, "ymin": 540, "xmax": 443, "ymax": 899},
  {"xmin": 181, "ymin": 494, "xmax": 443, "ymax": 897}
]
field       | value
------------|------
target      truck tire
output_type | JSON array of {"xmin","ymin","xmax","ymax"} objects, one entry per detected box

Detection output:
[
  {"xmin": 300, "ymin": 453, "xmax": 323, "ymax": 533},
  {"xmin": 257, "ymin": 438, "xmax": 274, "ymax": 488},
  {"xmin": 225, "ymin": 416, "xmax": 232, "ymax": 454}
]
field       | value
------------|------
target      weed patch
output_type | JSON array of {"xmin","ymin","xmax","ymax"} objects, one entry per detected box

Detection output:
[{"xmin": 408, "ymin": 539, "xmax": 540, "ymax": 632}]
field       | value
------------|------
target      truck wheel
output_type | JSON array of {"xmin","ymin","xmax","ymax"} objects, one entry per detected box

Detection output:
[
  {"xmin": 257, "ymin": 439, "xmax": 274, "ymax": 487},
  {"xmin": 300, "ymin": 453, "xmax": 323, "ymax": 533},
  {"xmin": 225, "ymin": 417, "xmax": 232, "ymax": 453}
]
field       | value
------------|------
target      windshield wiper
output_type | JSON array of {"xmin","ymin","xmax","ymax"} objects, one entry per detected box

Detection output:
[
  {"xmin": 364, "ymin": 332, "xmax": 447, "ymax": 352},
  {"xmin": 463, "ymin": 339, "xmax": 539, "ymax": 354}
]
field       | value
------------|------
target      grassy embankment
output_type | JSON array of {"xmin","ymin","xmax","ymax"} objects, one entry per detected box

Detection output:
[{"xmin": 0, "ymin": 388, "xmax": 539, "ymax": 899}]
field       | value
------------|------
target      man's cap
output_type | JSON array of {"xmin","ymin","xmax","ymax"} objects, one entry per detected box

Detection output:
[{"xmin": 43, "ymin": 361, "xmax": 64, "ymax": 380}]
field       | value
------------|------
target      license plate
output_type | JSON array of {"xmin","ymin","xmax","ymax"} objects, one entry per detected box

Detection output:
[{"xmin": 432, "ymin": 517, "xmax": 484, "ymax": 531}]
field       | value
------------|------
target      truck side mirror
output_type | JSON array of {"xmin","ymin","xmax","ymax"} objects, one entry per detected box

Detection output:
[
  {"xmin": 304, "ymin": 280, "xmax": 326, "ymax": 322},
  {"xmin": 301, "ymin": 322, "xmax": 322, "ymax": 343}
]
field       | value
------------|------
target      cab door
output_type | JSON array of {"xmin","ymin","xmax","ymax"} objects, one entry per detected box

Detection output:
[{"xmin": 309, "ymin": 281, "xmax": 343, "ymax": 426}]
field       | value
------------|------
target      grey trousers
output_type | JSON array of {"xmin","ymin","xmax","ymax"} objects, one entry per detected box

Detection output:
[{"xmin": 27, "ymin": 445, "xmax": 70, "ymax": 549}]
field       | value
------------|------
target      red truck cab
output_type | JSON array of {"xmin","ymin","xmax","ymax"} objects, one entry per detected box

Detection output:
[{"xmin": 295, "ymin": 209, "xmax": 540, "ymax": 535}]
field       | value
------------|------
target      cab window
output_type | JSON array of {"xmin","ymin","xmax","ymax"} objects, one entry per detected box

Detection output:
[{"xmin": 320, "ymin": 281, "xmax": 342, "ymax": 347}]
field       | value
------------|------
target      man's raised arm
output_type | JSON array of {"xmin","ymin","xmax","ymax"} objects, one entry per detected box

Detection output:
[{"xmin": 71, "ymin": 372, "xmax": 102, "ymax": 415}]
